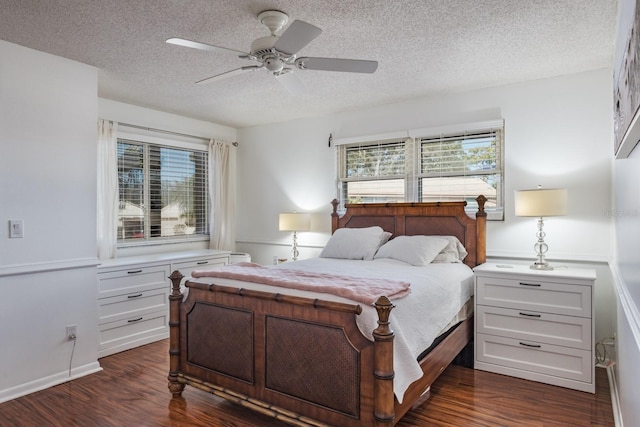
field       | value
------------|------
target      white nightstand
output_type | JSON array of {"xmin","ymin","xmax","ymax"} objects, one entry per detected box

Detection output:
[{"xmin": 473, "ymin": 263, "xmax": 596, "ymax": 393}]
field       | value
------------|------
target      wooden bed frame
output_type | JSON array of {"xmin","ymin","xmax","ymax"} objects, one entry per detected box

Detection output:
[{"xmin": 167, "ymin": 196, "xmax": 487, "ymax": 426}]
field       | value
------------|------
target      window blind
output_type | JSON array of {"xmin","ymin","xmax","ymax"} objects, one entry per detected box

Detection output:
[
  {"xmin": 338, "ymin": 138, "xmax": 407, "ymax": 204},
  {"xmin": 418, "ymin": 128, "xmax": 503, "ymax": 216},
  {"xmin": 117, "ymin": 139, "xmax": 209, "ymax": 243}
]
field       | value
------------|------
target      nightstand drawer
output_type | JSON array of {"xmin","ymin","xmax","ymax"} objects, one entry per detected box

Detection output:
[
  {"xmin": 476, "ymin": 305, "xmax": 591, "ymax": 350},
  {"xmin": 476, "ymin": 333, "xmax": 592, "ymax": 383},
  {"xmin": 476, "ymin": 276, "xmax": 591, "ymax": 317}
]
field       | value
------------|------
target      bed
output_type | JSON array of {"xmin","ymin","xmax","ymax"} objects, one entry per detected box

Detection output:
[{"xmin": 167, "ymin": 196, "xmax": 487, "ymax": 426}]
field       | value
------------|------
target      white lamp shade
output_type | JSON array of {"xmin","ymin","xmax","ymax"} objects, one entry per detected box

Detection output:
[
  {"xmin": 279, "ymin": 213, "xmax": 311, "ymax": 231},
  {"xmin": 515, "ymin": 188, "xmax": 567, "ymax": 217}
]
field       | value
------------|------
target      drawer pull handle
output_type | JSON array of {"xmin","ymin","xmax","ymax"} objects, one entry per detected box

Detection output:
[
  {"xmin": 197, "ymin": 261, "xmax": 209, "ymax": 265},
  {"xmin": 127, "ymin": 270, "xmax": 143, "ymax": 274},
  {"xmin": 127, "ymin": 317, "xmax": 143, "ymax": 323},
  {"xmin": 127, "ymin": 293, "xmax": 143, "ymax": 299},
  {"xmin": 519, "ymin": 282, "xmax": 541, "ymax": 287},
  {"xmin": 519, "ymin": 342, "xmax": 541, "ymax": 348},
  {"xmin": 519, "ymin": 312, "xmax": 541, "ymax": 318}
]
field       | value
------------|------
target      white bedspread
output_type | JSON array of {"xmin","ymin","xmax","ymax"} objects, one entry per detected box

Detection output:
[{"xmin": 189, "ymin": 257, "xmax": 474, "ymax": 404}]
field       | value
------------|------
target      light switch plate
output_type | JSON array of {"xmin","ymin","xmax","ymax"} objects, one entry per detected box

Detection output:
[{"xmin": 9, "ymin": 220, "xmax": 24, "ymax": 238}]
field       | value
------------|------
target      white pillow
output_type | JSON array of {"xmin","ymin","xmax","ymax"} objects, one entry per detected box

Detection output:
[
  {"xmin": 379, "ymin": 231, "xmax": 392, "ymax": 246},
  {"xmin": 374, "ymin": 235, "xmax": 449, "ymax": 266},
  {"xmin": 320, "ymin": 226, "xmax": 387, "ymax": 260},
  {"xmin": 432, "ymin": 236, "xmax": 468, "ymax": 263}
]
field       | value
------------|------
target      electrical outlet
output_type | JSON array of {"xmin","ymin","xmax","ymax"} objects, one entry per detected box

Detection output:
[{"xmin": 66, "ymin": 325, "xmax": 77, "ymax": 341}]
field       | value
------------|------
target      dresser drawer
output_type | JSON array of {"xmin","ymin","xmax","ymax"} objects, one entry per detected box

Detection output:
[
  {"xmin": 173, "ymin": 257, "xmax": 227, "ymax": 280},
  {"xmin": 98, "ymin": 310, "xmax": 168, "ymax": 357},
  {"xmin": 98, "ymin": 288, "xmax": 169, "ymax": 324},
  {"xmin": 476, "ymin": 276, "xmax": 591, "ymax": 317},
  {"xmin": 476, "ymin": 305, "xmax": 591, "ymax": 350},
  {"xmin": 98, "ymin": 265, "xmax": 171, "ymax": 298},
  {"xmin": 476, "ymin": 333, "xmax": 592, "ymax": 384}
]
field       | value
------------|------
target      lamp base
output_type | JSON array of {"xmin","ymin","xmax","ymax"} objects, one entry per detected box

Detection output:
[
  {"xmin": 530, "ymin": 261, "xmax": 555, "ymax": 270},
  {"xmin": 291, "ymin": 230, "xmax": 299, "ymax": 261},
  {"xmin": 529, "ymin": 216, "xmax": 555, "ymax": 270}
]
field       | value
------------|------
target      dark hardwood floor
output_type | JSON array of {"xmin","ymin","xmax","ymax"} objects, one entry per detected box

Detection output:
[{"xmin": 0, "ymin": 339, "xmax": 614, "ymax": 426}]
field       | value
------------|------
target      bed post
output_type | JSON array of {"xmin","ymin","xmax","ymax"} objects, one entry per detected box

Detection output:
[
  {"xmin": 167, "ymin": 270, "xmax": 185, "ymax": 397},
  {"xmin": 331, "ymin": 198, "xmax": 340, "ymax": 233},
  {"xmin": 373, "ymin": 296, "xmax": 395, "ymax": 426},
  {"xmin": 475, "ymin": 195, "xmax": 487, "ymax": 265}
]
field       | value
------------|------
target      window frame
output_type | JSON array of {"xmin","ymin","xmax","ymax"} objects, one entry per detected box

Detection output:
[{"xmin": 116, "ymin": 128, "xmax": 210, "ymax": 247}]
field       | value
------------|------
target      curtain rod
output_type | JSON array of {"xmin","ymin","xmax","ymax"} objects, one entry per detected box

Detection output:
[{"xmin": 117, "ymin": 122, "xmax": 238, "ymax": 146}]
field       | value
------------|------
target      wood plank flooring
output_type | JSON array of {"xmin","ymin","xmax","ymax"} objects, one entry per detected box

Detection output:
[{"xmin": 0, "ymin": 339, "xmax": 614, "ymax": 426}]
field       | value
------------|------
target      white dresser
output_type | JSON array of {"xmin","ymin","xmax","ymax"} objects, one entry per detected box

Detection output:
[
  {"xmin": 97, "ymin": 249, "xmax": 230, "ymax": 358},
  {"xmin": 474, "ymin": 263, "xmax": 596, "ymax": 393}
]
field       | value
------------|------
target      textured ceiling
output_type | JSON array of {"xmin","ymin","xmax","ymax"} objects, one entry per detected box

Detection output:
[{"xmin": 0, "ymin": 0, "xmax": 618, "ymax": 128}]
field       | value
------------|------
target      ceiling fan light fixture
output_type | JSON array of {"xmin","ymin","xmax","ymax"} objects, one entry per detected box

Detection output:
[
  {"xmin": 263, "ymin": 55, "xmax": 284, "ymax": 73},
  {"xmin": 275, "ymin": 68, "xmax": 293, "ymax": 77}
]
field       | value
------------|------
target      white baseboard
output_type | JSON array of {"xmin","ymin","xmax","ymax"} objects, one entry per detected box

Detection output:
[
  {"xmin": 0, "ymin": 361, "xmax": 102, "ymax": 404},
  {"xmin": 607, "ymin": 261, "xmax": 640, "ymax": 427},
  {"xmin": 606, "ymin": 364, "xmax": 623, "ymax": 427}
]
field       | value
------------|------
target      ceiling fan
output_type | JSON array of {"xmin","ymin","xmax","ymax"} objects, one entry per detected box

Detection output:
[{"xmin": 166, "ymin": 10, "xmax": 378, "ymax": 85}]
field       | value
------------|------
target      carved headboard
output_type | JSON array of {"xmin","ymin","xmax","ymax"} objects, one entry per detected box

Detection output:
[{"xmin": 331, "ymin": 196, "xmax": 487, "ymax": 268}]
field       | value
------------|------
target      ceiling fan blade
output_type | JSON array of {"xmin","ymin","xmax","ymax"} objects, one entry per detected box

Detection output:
[
  {"xmin": 273, "ymin": 20, "xmax": 322, "ymax": 55},
  {"xmin": 166, "ymin": 37, "xmax": 248, "ymax": 56},
  {"xmin": 196, "ymin": 66, "xmax": 262, "ymax": 85},
  {"xmin": 296, "ymin": 57, "xmax": 378, "ymax": 73}
]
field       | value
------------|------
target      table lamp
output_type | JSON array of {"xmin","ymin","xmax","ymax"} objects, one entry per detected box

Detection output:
[
  {"xmin": 515, "ymin": 187, "xmax": 567, "ymax": 270},
  {"xmin": 279, "ymin": 212, "xmax": 311, "ymax": 261}
]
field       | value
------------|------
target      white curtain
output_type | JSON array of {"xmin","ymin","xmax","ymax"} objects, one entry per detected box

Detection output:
[
  {"xmin": 209, "ymin": 140, "xmax": 237, "ymax": 251},
  {"xmin": 97, "ymin": 119, "xmax": 119, "ymax": 259}
]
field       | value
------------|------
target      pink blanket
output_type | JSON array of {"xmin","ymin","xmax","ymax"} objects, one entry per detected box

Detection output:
[{"xmin": 190, "ymin": 262, "xmax": 411, "ymax": 305}]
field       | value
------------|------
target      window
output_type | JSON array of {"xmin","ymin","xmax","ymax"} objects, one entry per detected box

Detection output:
[
  {"xmin": 338, "ymin": 139, "xmax": 406, "ymax": 203},
  {"xmin": 418, "ymin": 129, "xmax": 502, "ymax": 216},
  {"xmin": 117, "ymin": 139, "xmax": 208, "ymax": 243},
  {"xmin": 337, "ymin": 121, "xmax": 504, "ymax": 219}
]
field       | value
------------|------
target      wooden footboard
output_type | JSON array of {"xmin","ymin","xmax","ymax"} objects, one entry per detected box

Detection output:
[{"xmin": 168, "ymin": 271, "xmax": 397, "ymax": 426}]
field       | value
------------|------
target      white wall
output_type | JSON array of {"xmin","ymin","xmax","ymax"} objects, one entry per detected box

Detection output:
[
  {"xmin": 0, "ymin": 40, "xmax": 101, "ymax": 402},
  {"xmin": 236, "ymin": 69, "xmax": 615, "ymax": 344},
  {"xmin": 611, "ymin": 38, "xmax": 640, "ymax": 427},
  {"xmin": 236, "ymin": 116, "xmax": 337, "ymax": 262},
  {"xmin": 609, "ymin": 0, "xmax": 640, "ymax": 423},
  {"xmin": 98, "ymin": 98, "xmax": 236, "ymax": 143},
  {"xmin": 611, "ymin": 143, "xmax": 640, "ymax": 423}
]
